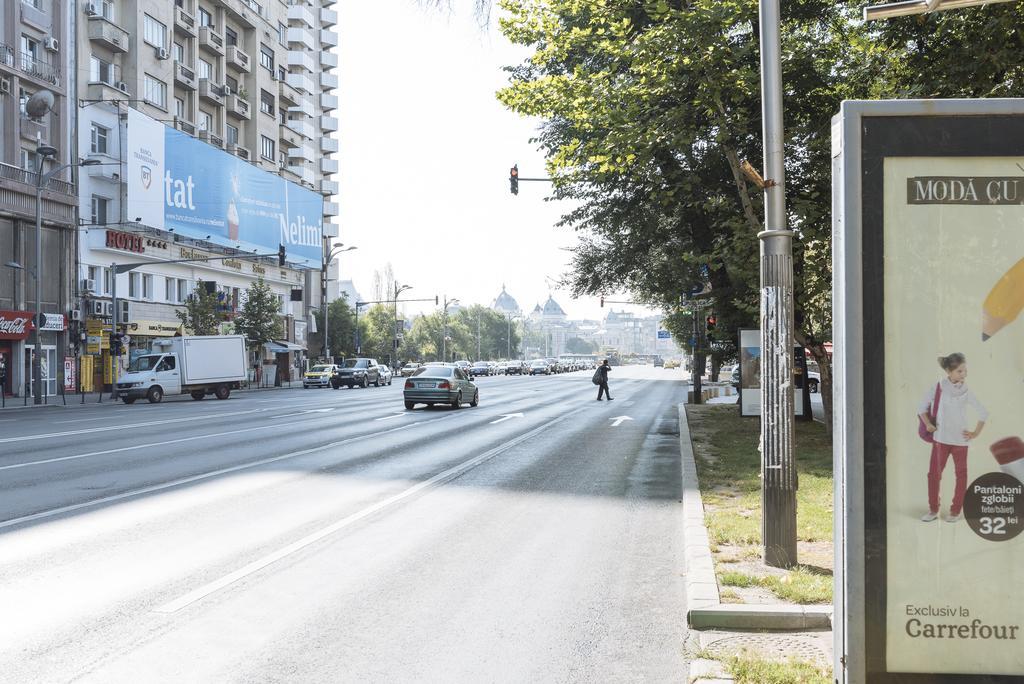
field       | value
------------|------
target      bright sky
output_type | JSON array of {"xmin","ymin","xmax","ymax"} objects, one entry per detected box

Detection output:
[{"xmin": 337, "ymin": 0, "xmax": 660, "ymax": 322}]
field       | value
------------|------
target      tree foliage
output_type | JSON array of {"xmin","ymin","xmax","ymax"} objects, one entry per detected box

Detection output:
[
  {"xmin": 175, "ymin": 280, "xmax": 221, "ymax": 336},
  {"xmin": 309, "ymin": 296, "xmax": 356, "ymax": 361},
  {"xmin": 234, "ymin": 278, "xmax": 284, "ymax": 349},
  {"xmin": 453, "ymin": 305, "xmax": 522, "ymax": 360}
]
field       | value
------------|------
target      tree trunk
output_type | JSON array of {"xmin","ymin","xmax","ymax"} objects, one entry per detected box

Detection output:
[{"xmin": 797, "ymin": 332, "xmax": 832, "ymax": 438}]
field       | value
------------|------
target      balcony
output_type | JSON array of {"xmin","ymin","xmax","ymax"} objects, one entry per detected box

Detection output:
[
  {"xmin": 320, "ymin": 93, "xmax": 338, "ymax": 111},
  {"xmin": 227, "ymin": 143, "xmax": 251, "ymax": 160},
  {"xmin": 319, "ymin": 179, "xmax": 339, "ymax": 195},
  {"xmin": 279, "ymin": 166, "xmax": 301, "ymax": 184},
  {"xmin": 278, "ymin": 79, "xmax": 301, "ymax": 106},
  {"xmin": 320, "ymin": 137, "xmax": 338, "ymax": 153},
  {"xmin": 321, "ymin": 8, "xmax": 338, "ymax": 27},
  {"xmin": 20, "ymin": 117, "xmax": 47, "ymax": 142},
  {"xmin": 320, "ymin": 51, "xmax": 337, "ymax": 69},
  {"xmin": 198, "ymin": 130, "xmax": 225, "ymax": 148},
  {"xmin": 321, "ymin": 158, "xmax": 338, "ymax": 174},
  {"xmin": 320, "ymin": 72, "xmax": 338, "ymax": 91},
  {"xmin": 320, "ymin": 115, "xmax": 339, "ymax": 132},
  {"xmin": 286, "ymin": 28, "xmax": 315, "ymax": 51},
  {"xmin": 86, "ymin": 80, "xmax": 127, "ymax": 103},
  {"xmin": 287, "ymin": 5, "xmax": 315, "ymax": 28},
  {"xmin": 198, "ymin": 79, "xmax": 225, "ymax": 106},
  {"xmin": 87, "ymin": 17, "xmax": 129, "ymax": 53},
  {"xmin": 222, "ymin": 0, "xmax": 258, "ymax": 29},
  {"xmin": 16, "ymin": 51, "xmax": 60, "ymax": 87},
  {"xmin": 320, "ymin": 29, "xmax": 338, "ymax": 48},
  {"xmin": 199, "ymin": 26, "xmax": 225, "ymax": 56},
  {"xmin": 322, "ymin": 222, "xmax": 339, "ymax": 238},
  {"xmin": 174, "ymin": 117, "xmax": 197, "ymax": 136},
  {"xmin": 286, "ymin": 119, "xmax": 315, "ymax": 140},
  {"xmin": 88, "ymin": 162, "xmax": 121, "ymax": 183},
  {"xmin": 322, "ymin": 0, "xmax": 337, "ymax": 6},
  {"xmin": 174, "ymin": 6, "xmax": 197, "ymax": 37},
  {"xmin": 287, "ymin": 95, "xmax": 314, "ymax": 115},
  {"xmin": 323, "ymin": 201, "xmax": 340, "ymax": 216},
  {"xmin": 226, "ymin": 94, "xmax": 251, "ymax": 120},
  {"xmin": 287, "ymin": 164, "xmax": 316, "ymax": 187},
  {"xmin": 226, "ymin": 45, "xmax": 250, "ymax": 73},
  {"xmin": 286, "ymin": 72, "xmax": 315, "ymax": 94},
  {"xmin": 174, "ymin": 62, "xmax": 197, "ymax": 90},
  {"xmin": 287, "ymin": 51, "xmax": 315, "ymax": 73},
  {"xmin": 287, "ymin": 143, "xmax": 316, "ymax": 163},
  {"xmin": 279, "ymin": 126, "xmax": 301, "ymax": 149}
]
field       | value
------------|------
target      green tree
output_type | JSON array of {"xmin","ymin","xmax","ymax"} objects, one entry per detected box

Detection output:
[
  {"xmin": 234, "ymin": 278, "xmax": 283, "ymax": 349},
  {"xmin": 565, "ymin": 337, "xmax": 596, "ymax": 354},
  {"xmin": 309, "ymin": 296, "xmax": 356, "ymax": 360},
  {"xmin": 175, "ymin": 280, "xmax": 221, "ymax": 336},
  {"xmin": 453, "ymin": 305, "xmax": 521, "ymax": 359}
]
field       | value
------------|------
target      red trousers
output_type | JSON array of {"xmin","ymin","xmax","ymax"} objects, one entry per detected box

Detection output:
[{"xmin": 928, "ymin": 442, "xmax": 968, "ymax": 514}]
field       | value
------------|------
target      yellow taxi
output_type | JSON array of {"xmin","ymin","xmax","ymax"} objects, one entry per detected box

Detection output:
[{"xmin": 303, "ymin": 364, "xmax": 339, "ymax": 388}]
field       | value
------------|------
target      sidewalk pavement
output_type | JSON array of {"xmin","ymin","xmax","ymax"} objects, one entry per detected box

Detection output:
[
  {"xmin": 678, "ymin": 401, "xmax": 834, "ymax": 683},
  {"xmin": 0, "ymin": 380, "xmax": 307, "ymax": 411}
]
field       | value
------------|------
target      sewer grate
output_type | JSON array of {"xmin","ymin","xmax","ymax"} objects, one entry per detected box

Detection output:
[{"xmin": 703, "ymin": 633, "xmax": 827, "ymax": 664}]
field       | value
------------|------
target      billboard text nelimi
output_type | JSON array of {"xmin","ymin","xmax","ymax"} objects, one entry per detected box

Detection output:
[{"xmin": 125, "ymin": 108, "xmax": 324, "ymax": 267}]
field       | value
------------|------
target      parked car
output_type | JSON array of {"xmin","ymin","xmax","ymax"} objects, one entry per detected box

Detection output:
[
  {"xmin": 400, "ymin": 363, "xmax": 421, "ymax": 377},
  {"xmin": 331, "ymin": 358, "xmax": 382, "ymax": 389},
  {"xmin": 378, "ymin": 365, "xmax": 394, "ymax": 386},
  {"xmin": 403, "ymin": 364, "xmax": 479, "ymax": 409},
  {"xmin": 303, "ymin": 364, "xmax": 339, "ymax": 389},
  {"xmin": 470, "ymin": 361, "xmax": 491, "ymax": 377},
  {"xmin": 116, "ymin": 335, "xmax": 247, "ymax": 404},
  {"xmin": 805, "ymin": 362, "xmax": 821, "ymax": 393},
  {"xmin": 529, "ymin": 359, "xmax": 550, "ymax": 375},
  {"xmin": 487, "ymin": 361, "xmax": 499, "ymax": 375}
]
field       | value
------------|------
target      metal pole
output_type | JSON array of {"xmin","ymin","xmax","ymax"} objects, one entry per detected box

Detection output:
[
  {"xmin": 322, "ymin": 256, "xmax": 329, "ymax": 361},
  {"xmin": 33, "ymin": 155, "xmax": 44, "ymax": 405},
  {"xmin": 441, "ymin": 300, "xmax": 447, "ymax": 363},
  {"xmin": 110, "ymin": 261, "xmax": 119, "ymax": 399},
  {"xmin": 477, "ymin": 313, "xmax": 480, "ymax": 360},
  {"xmin": 507, "ymin": 315, "xmax": 511, "ymax": 359},
  {"xmin": 758, "ymin": 0, "xmax": 797, "ymax": 569}
]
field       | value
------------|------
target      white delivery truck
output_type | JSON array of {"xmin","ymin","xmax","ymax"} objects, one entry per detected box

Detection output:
[{"xmin": 115, "ymin": 335, "xmax": 248, "ymax": 404}]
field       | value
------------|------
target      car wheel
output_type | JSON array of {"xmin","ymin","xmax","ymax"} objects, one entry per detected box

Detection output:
[
  {"xmin": 122, "ymin": 397, "xmax": 136, "ymax": 405},
  {"xmin": 214, "ymin": 384, "xmax": 231, "ymax": 400},
  {"xmin": 452, "ymin": 391, "xmax": 462, "ymax": 409},
  {"xmin": 191, "ymin": 390, "xmax": 205, "ymax": 400},
  {"xmin": 809, "ymin": 380, "xmax": 819, "ymax": 393},
  {"xmin": 470, "ymin": 390, "xmax": 479, "ymax": 407},
  {"xmin": 360, "ymin": 377, "xmax": 368, "ymax": 389},
  {"xmin": 405, "ymin": 400, "xmax": 415, "ymax": 410},
  {"xmin": 146, "ymin": 386, "xmax": 163, "ymax": 404}
]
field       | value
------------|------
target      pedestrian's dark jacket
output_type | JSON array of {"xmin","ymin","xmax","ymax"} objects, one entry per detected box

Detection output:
[{"xmin": 597, "ymin": 365, "xmax": 610, "ymax": 383}]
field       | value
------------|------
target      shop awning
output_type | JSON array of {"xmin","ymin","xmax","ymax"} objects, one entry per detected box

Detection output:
[{"xmin": 265, "ymin": 340, "xmax": 306, "ymax": 353}]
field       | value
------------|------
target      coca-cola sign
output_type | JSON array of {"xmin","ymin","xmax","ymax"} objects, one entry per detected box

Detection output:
[{"xmin": 0, "ymin": 310, "xmax": 34, "ymax": 340}]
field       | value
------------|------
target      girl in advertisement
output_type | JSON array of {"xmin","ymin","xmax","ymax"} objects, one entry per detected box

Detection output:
[{"xmin": 918, "ymin": 353, "xmax": 989, "ymax": 523}]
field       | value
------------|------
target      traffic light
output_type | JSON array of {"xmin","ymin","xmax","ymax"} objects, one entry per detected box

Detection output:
[
  {"xmin": 705, "ymin": 314, "xmax": 717, "ymax": 330},
  {"xmin": 600, "ymin": 296, "xmax": 604, "ymax": 308},
  {"xmin": 110, "ymin": 331, "xmax": 124, "ymax": 356},
  {"xmin": 278, "ymin": 243, "xmax": 286, "ymax": 266},
  {"xmin": 509, "ymin": 164, "xmax": 519, "ymax": 195}
]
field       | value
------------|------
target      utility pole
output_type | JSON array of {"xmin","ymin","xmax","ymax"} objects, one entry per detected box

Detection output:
[
  {"xmin": 758, "ymin": 0, "xmax": 797, "ymax": 568},
  {"xmin": 393, "ymin": 283, "xmax": 411, "ymax": 369},
  {"xmin": 441, "ymin": 296, "xmax": 458, "ymax": 363}
]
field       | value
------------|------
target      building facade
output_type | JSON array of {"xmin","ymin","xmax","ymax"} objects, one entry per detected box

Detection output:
[
  {"xmin": 74, "ymin": 0, "xmax": 338, "ymax": 389},
  {"xmin": 0, "ymin": 0, "xmax": 77, "ymax": 399}
]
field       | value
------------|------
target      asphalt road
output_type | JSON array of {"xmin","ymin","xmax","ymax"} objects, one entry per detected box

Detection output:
[{"xmin": 0, "ymin": 366, "xmax": 690, "ymax": 683}]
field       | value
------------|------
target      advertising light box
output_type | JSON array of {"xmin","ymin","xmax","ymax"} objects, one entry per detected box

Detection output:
[{"xmin": 126, "ymin": 108, "xmax": 323, "ymax": 267}]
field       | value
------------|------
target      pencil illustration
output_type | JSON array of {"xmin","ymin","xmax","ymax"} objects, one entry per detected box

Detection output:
[{"xmin": 982, "ymin": 256, "xmax": 1024, "ymax": 340}]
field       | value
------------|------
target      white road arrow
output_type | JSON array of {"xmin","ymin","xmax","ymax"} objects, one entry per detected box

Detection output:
[
  {"xmin": 374, "ymin": 412, "xmax": 407, "ymax": 421},
  {"xmin": 490, "ymin": 413, "xmax": 524, "ymax": 424},
  {"xmin": 610, "ymin": 416, "xmax": 634, "ymax": 427}
]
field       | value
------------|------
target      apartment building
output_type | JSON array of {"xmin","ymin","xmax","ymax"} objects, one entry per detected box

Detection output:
[
  {"xmin": 0, "ymin": 0, "xmax": 77, "ymax": 399},
  {"xmin": 76, "ymin": 0, "xmax": 339, "ymax": 389}
]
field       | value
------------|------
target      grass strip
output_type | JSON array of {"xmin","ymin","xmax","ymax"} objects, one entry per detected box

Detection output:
[{"xmin": 726, "ymin": 653, "xmax": 832, "ymax": 684}]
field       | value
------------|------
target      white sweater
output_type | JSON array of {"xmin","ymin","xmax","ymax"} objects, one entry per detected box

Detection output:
[{"xmin": 918, "ymin": 378, "xmax": 988, "ymax": 447}]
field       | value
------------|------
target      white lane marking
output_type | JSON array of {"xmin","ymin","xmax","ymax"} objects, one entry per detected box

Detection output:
[
  {"xmin": 0, "ymin": 408, "xmax": 269, "ymax": 444},
  {"xmin": 276, "ymin": 408, "xmax": 336, "ymax": 418},
  {"xmin": 489, "ymin": 413, "xmax": 524, "ymax": 424},
  {"xmin": 153, "ymin": 403, "xmax": 587, "ymax": 614},
  {"xmin": 373, "ymin": 412, "xmax": 407, "ymax": 421},
  {"xmin": 610, "ymin": 415, "xmax": 634, "ymax": 427},
  {"xmin": 0, "ymin": 415, "xmax": 455, "ymax": 532}
]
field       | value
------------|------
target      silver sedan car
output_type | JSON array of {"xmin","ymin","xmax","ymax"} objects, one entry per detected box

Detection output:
[{"xmin": 403, "ymin": 364, "xmax": 479, "ymax": 410}]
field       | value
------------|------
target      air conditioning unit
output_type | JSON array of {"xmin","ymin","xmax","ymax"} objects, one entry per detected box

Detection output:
[
  {"xmin": 0, "ymin": 78, "xmax": 9, "ymax": 95},
  {"xmin": 117, "ymin": 81, "xmax": 130, "ymax": 94},
  {"xmin": 102, "ymin": 301, "xmax": 114, "ymax": 317},
  {"xmin": 81, "ymin": 278, "xmax": 96, "ymax": 293},
  {"xmin": 43, "ymin": 38, "xmax": 59, "ymax": 52},
  {"xmin": 90, "ymin": 300, "xmax": 105, "ymax": 316},
  {"xmin": 84, "ymin": 2, "xmax": 98, "ymax": 15},
  {"xmin": 70, "ymin": 309, "xmax": 83, "ymax": 322},
  {"xmin": 156, "ymin": 47, "xmax": 170, "ymax": 60}
]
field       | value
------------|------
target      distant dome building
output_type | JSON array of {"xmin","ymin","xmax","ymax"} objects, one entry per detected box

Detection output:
[
  {"xmin": 541, "ymin": 296, "xmax": 567, "ymax": 323},
  {"xmin": 491, "ymin": 285, "xmax": 521, "ymax": 316}
]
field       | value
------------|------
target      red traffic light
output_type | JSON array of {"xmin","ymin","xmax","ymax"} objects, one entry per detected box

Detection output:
[
  {"xmin": 705, "ymin": 315, "xmax": 717, "ymax": 329},
  {"xmin": 509, "ymin": 164, "xmax": 519, "ymax": 196}
]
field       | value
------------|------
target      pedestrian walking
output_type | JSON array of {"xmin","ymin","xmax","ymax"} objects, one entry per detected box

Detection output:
[
  {"xmin": 917, "ymin": 352, "xmax": 987, "ymax": 523},
  {"xmin": 595, "ymin": 359, "xmax": 613, "ymax": 401}
]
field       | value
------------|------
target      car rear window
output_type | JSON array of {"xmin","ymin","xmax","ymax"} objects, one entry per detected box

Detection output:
[{"xmin": 413, "ymin": 366, "xmax": 454, "ymax": 377}]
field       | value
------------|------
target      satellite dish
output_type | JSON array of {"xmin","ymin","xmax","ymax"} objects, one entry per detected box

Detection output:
[{"xmin": 25, "ymin": 90, "xmax": 54, "ymax": 121}]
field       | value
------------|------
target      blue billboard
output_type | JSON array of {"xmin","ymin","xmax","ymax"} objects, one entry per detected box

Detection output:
[{"xmin": 126, "ymin": 108, "xmax": 324, "ymax": 267}]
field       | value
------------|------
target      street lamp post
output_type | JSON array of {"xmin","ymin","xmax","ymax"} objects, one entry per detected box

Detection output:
[
  {"xmin": 441, "ymin": 296, "xmax": 458, "ymax": 363},
  {"xmin": 393, "ymin": 283, "xmax": 412, "ymax": 368},
  {"xmin": 29, "ymin": 147, "xmax": 100, "ymax": 404},
  {"xmin": 321, "ymin": 243, "xmax": 356, "ymax": 361}
]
